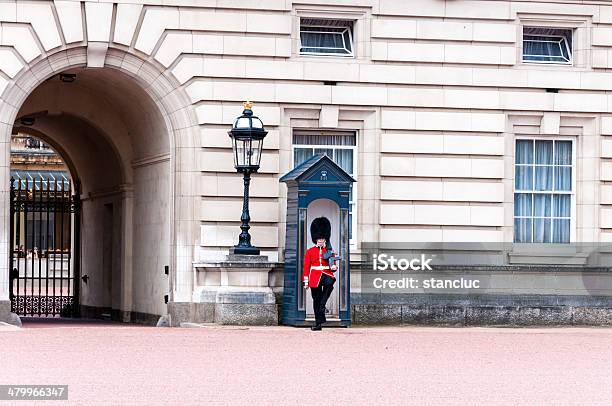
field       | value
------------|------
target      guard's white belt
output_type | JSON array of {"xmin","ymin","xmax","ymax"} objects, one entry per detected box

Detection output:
[{"xmin": 310, "ymin": 265, "xmax": 330, "ymax": 270}]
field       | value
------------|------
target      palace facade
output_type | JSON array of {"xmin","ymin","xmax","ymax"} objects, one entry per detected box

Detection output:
[{"xmin": 2, "ymin": 0, "xmax": 612, "ymax": 326}]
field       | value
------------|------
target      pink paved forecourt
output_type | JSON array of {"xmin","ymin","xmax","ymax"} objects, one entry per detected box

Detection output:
[{"xmin": 1, "ymin": 320, "xmax": 612, "ymax": 405}]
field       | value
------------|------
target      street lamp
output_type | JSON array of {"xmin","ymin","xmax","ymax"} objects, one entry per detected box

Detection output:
[{"xmin": 228, "ymin": 101, "xmax": 268, "ymax": 255}]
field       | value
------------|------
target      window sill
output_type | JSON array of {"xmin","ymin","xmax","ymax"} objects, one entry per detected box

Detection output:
[
  {"xmin": 508, "ymin": 244, "xmax": 588, "ymax": 266},
  {"xmin": 297, "ymin": 53, "xmax": 355, "ymax": 59},
  {"xmin": 514, "ymin": 63, "xmax": 589, "ymax": 72},
  {"xmin": 522, "ymin": 61, "xmax": 573, "ymax": 66}
]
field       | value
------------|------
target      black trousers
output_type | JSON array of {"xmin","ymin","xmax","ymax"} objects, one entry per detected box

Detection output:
[{"xmin": 311, "ymin": 274, "xmax": 335, "ymax": 325}]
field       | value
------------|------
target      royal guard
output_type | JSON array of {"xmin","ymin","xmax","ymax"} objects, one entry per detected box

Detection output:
[{"xmin": 303, "ymin": 216, "xmax": 338, "ymax": 331}]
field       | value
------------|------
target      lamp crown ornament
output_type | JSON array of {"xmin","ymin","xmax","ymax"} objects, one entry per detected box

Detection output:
[{"xmin": 243, "ymin": 100, "xmax": 253, "ymax": 110}]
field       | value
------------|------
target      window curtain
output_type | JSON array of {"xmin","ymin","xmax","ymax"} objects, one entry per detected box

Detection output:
[
  {"xmin": 535, "ymin": 140, "xmax": 553, "ymax": 190},
  {"xmin": 294, "ymin": 147, "xmax": 353, "ymax": 176},
  {"xmin": 554, "ymin": 141, "xmax": 572, "ymax": 191},
  {"xmin": 293, "ymin": 131, "xmax": 356, "ymax": 146},
  {"xmin": 524, "ymin": 38, "xmax": 563, "ymax": 61},
  {"xmin": 514, "ymin": 193, "xmax": 532, "ymax": 243},
  {"xmin": 301, "ymin": 31, "xmax": 345, "ymax": 52},
  {"xmin": 514, "ymin": 139, "xmax": 572, "ymax": 243},
  {"xmin": 553, "ymin": 195, "xmax": 571, "ymax": 243},
  {"xmin": 523, "ymin": 27, "xmax": 572, "ymax": 62},
  {"xmin": 334, "ymin": 149, "xmax": 353, "ymax": 175},
  {"xmin": 300, "ymin": 19, "xmax": 352, "ymax": 54},
  {"xmin": 294, "ymin": 148, "xmax": 313, "ymax": 168},
  {"xmin": 515, "ymin": 139, "xmax": 534, "ymax": 190},
  {"xmin": 293, "ymin": 129, "xmax": 356, "ymax": 241}
]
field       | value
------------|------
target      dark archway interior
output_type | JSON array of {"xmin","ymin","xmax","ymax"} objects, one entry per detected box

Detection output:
[{"xmin": 11, "ymin": 67, "xmax": 172, "ymax": 320}]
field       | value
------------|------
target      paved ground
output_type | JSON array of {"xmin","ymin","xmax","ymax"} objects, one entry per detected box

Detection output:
[{"xmin": 1, "ymin": 319, "xmax": 612, "ymax": 405}]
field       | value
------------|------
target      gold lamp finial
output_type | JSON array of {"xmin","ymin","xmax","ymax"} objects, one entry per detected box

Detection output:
[{"xmin": 243, "ymin": 100, "xmax": 253, "ymax": 110}]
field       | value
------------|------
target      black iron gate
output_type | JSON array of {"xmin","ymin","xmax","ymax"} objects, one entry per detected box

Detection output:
[{"xmin": 9, "ymin": 176, "xmax": 80, "ymax": 317}]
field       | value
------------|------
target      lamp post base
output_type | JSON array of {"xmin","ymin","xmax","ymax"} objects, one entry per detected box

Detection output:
[
  {"xmin": 230, "ymin": 246, "xmax": 260, "ymax": 255},
  {"xmin": 193, "ymin": 254, "xmax": 279, "ymax": 326}
]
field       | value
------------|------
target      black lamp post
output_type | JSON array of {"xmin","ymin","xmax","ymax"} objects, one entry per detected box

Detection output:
[{"xmin": 228, "ymin": 101, "xmax": 268, "ymax": 255}]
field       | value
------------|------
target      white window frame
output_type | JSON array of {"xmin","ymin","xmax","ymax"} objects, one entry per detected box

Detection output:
[
  {"xmin": 291, "ymin": 131, "xmax": 358, "ymax": 248},
  {"xmin": 513, "ymin": 136, "xmax": 577, "ymax": 244},
  {"xmin": 299, "ymin": 19, "xmax": 355, "ymax": 58},
  {"xmin": 522, "ymin": 27, "xmax": 573, "ymax": 65}
]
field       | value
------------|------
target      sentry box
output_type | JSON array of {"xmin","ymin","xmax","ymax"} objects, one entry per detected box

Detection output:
[{"xmin": 280, "ymin": 154, "xmax": 355, "ymax": 326}]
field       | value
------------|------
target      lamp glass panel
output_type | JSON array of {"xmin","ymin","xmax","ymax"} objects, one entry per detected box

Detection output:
[
  {"xmin": 251, "ymin": 138, "xmax": 262, "ymax": 167},
  {"xmin": 252, "ymin": 117, "xmax": 264, "ymax": 129},
  {"xmin": 245, "ymin": 138, "xmax": 251, "ymax": 166},
  {"xmin": 245, "ymin": 138, "xmax": 253, "ymax": 166},
  {"xmin": 232, "ymin": 137, "xmax": 239, "ymax": 168},
  {"xmin": 235, "ymin": 117, "xmax": 251, "ymax": 129},
  {"xmin": 235, "ymin": 138, "xmax": 246, "ymax": 167}
]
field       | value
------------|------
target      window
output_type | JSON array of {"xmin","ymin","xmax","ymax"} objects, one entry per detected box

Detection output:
[
  {"xmin": 522, "ymin": 27, "xmax": 572, "ymax": 64},
  {"xmin": 299, "ymin": 18, "xmax": 354, "ymax": 57},
  {"xmin": 292, "ymin": 130, "xmax": 357, "ymax": 241},
  {"xmin": 514, "ymin": 139, "xmax": 573, "ymax": 243}
]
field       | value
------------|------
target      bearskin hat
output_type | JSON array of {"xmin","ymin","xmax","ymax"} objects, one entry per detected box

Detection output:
[{"xmin": 310, "ymin": 216, "xmax": 331, "ymax": 244}]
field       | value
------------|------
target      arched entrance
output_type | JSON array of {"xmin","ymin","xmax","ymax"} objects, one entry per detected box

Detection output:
[{"xmin": 0, "ymin": 46, "xmax": 199, "ymax": 324}]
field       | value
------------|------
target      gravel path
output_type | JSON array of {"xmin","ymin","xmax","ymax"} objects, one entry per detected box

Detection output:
[{"xmin": 1, "ymin": 319, "xmax": 611, "ymax": 405}]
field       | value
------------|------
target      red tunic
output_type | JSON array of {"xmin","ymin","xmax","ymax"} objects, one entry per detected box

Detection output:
[{"xmin": 303, "ymin": 245, "xmax": 336, "ymax": 288}]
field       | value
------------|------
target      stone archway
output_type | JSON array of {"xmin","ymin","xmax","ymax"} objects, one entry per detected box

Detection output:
[{"xmin": 0, "ymin": 46, "xmax": 199, "ymax": 325}]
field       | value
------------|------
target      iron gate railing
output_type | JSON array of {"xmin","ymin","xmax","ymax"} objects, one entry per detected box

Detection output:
[{"xmin": 9, "ymin": 176, "xmax": 80, "ymax": 317}]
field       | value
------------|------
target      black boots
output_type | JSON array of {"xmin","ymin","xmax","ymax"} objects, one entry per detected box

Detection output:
[{"xmin": 310, "ymin": 324, "xmax": 322, "ymax": 331}]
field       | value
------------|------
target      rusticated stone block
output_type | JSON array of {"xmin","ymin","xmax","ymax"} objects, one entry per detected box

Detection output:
[
  {"xmin": 168, "ymin": 302, "xmax": 192, "ymax": 327},
  {"xmin": 214, "ymin": 303, "xmax": 278, "ymax": 325},
  {"xmin": 572, "ymin": 307, "xmax": 612, "ymax": 326},
  {"xmin": 193, "ymin": 303, "xmax": 215, "ymax": 323},
  {"xmin": 466, "ymin": 306, "xmax": 516, "ymax": 325},
  {"xmin": 402, "ymin": 305, "xmax": 465, "ymax": 326},
  {"xmin": 352, "ymin": 304, "xmax": 401, "ymax": 325},
  {"xmin": 465, "ymin": 306, "xmax": 574, "ymax": 326}
]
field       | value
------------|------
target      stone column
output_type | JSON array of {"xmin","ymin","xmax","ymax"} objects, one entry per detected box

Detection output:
[
  {"xmin": 119, "ymin": 189, "xmax": 134, "ymax": 322},
  {"xmin": 0, "ymin": 130, "xmax": 19, "ymax": 326}
]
